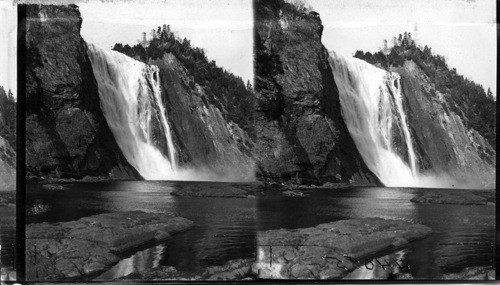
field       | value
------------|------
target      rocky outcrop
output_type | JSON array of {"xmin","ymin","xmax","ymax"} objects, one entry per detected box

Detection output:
[
  {"xmin": 25, "ymin": 5, "xmax": 140, "ymax": 180},
  {"xmin": 252, "ymin": 218, "xmax": 432, "ymax": 279},
  {"xmin": 151, "ymin": 55, "xmax": 255, "ymax": 181},
  {"xmin": 393, "ymin": 61, "xmax": 496, "ymax": 188},
  {"xmin": 254, "ymin": 0, "xmax": 379, "ymax": 186},
  {"xmin": 26, "ymin": 211, "xmax": 193, "ymax": 280}
]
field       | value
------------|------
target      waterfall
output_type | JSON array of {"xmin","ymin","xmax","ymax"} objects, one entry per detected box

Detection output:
[
  {"xmin": 328, "ymin": 50, "xmax": 425, "ymax": 187},
  {"xmin": 87, "ymin": 43, "xmax": 179, "ymax": 180}
]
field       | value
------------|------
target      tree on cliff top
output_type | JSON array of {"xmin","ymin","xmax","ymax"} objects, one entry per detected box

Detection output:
[
  {"xmin": 354, "ymin": 33, "xmax": 496, "ymax": 149},
  {"xmin": 112, "ymin": 25, "xmax": 257, "ymax": 138}
]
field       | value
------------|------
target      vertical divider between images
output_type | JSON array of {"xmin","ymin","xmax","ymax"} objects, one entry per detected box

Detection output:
[
  {"xmin": 16, "ymin": 4, "xmax": 26, "ymax": 282},
  {"xmin": 496, "ymin": 2, "xmax": 499, "ymax": 277}
]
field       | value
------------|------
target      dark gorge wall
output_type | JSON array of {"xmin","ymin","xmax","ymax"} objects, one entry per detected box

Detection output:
[
  {"xmin": 25, "ymin": 5, "xmax": 140, "ymax": 180},
  {"xmin": 253, "ymin": 0, "xmax": 379, "ymax": 185}
]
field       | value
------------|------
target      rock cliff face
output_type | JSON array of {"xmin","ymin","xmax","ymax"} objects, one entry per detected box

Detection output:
[
  {"xmin": 254, "ymin": 0, "xmax": 379, "ymax": 185},
  {"xmin": 393, "ymin": 61, "xmax": 495, "ymax": 188},
  {"xmin": 152, "ymin": 55, "xmax": 255, "ymax": 181},
  {"xmin": 25, "ymin": 5, "xmax": 140, "ymax": 180}
]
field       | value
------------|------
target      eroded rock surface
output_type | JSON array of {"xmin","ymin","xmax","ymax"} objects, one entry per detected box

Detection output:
[{"xmin": 26, "ymin": 211, "xmax": 193, "ymax": 280}]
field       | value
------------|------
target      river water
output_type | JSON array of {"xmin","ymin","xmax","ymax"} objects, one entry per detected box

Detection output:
[{"xmin": 25, "ymin": 181, "xmax": 495, "ymax": 280}]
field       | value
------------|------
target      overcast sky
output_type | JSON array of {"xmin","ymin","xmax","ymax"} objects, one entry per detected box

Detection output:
[
  {"xmin": 0, "ymin": 0, "xmax": 17, "ymax": 97},
  {"xmin": 79, "ymin": 0, "xmax": 253, "ymax": 84},
  {"xmin": 308, "ymin": 0, "xmax": 497, "ymax": 96}
]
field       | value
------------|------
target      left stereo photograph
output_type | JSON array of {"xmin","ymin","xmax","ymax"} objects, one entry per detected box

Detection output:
[{"xmin": 21, "ymin": 0, "xmax": 254, "ymax": 282}]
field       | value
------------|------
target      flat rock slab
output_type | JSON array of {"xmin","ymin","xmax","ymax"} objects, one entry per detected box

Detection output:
[
  {"xmin": 411, "ymin": 190, "xmax": 494, "ymax": 205},
  {"xmin": 171, "ymin": 183, "xmax": 257, "ymax": 198},
  {"xmin": 252, "ymin": 218, "xmax": 432, "ymax": 279},
  {"xmin": 26, "ymin": 211, "xmax": 193, "ymax": 281}
]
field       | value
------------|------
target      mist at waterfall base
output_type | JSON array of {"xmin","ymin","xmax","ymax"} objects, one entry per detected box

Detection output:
[
  {"xmin": 329, "ymin": 51, "xmax": 460, "ymax": 188},
  {"xmin": 87, "ymin": 44, "xmax": 253, "ymax": 182}
]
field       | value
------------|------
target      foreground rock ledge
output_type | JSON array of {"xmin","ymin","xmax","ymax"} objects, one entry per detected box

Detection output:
[
  {"xmin": 121, "ymin": 218, "xmax": 432, "ymax": 281},
  {"xmin": 26, "ymin": 211, "xmax": 193, "ymax": 280},
  {"xmin": 253, "ymin": 217, "xmax": 432, "ymax": 279}
]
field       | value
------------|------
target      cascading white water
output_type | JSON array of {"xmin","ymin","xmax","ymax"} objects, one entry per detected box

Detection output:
[
  {"xmin": 328, "ymin": 50, "xmax": 425, "ymax": 187},
  {"xmin": 87, "ymin": 43, "xmax": 179, "ymax": 180}
]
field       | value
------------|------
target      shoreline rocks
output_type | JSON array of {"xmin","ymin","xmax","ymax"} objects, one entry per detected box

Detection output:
[
  {"xmin": 170, "ymin": 183, "xmax": 260, "ymax": 198},
  {"xmin": 26, "ymin": 211, "xmax": 194, "ymax": 281},
  {"xmin": 411, "ymin": 190, "xmax": 495, "ymax": 205}
]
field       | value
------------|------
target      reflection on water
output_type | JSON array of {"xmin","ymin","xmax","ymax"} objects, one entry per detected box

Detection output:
[
  {"xmin": 97, "ymin": 245, "xmax": 166, "ymax": 280},
  {"xmin": 26, "ymin": 183, "xmax": 495, "ymax": 280}
]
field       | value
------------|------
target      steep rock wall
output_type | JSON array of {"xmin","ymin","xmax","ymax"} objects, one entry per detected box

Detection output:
[
  {"xmin": 152, "ymin": 54, "xmax": 255, "ymax": 181},
  {"xmin": 393, "ymin": 61, "xmax": 495, "ymax": 188},
  {"xmin": 25, "ymin": 4, "xmax": 140, "ymax": 180},
  {"xmin": 254, "ymin": 0, "xmax": 379, "ymax": 185}
]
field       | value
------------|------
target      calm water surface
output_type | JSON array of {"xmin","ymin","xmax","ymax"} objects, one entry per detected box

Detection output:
[{"xmin": 25, "ymin": 181, "xmax": 495, "ymax": 280}]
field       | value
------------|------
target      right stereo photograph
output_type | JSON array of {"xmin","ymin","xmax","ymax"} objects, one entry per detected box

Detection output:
[{"xmin": 253, "ymin": 0, "xmax": 496, "ymax": 280}]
